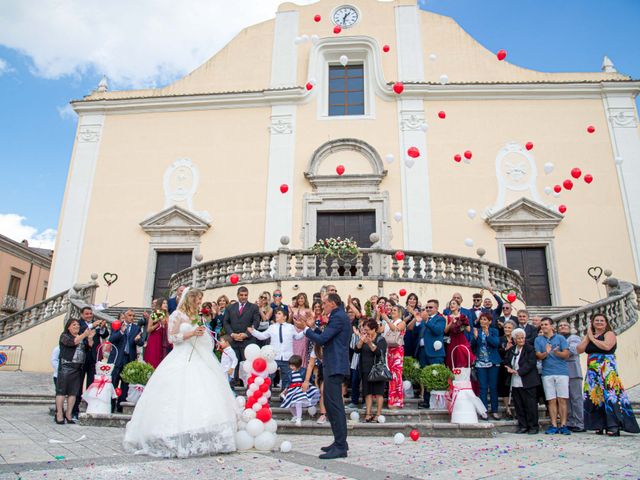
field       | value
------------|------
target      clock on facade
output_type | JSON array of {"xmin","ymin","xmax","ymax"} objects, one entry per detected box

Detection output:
[{"xmin": 332, "ymin": 5, "xmax": 359, "ymax": 28}]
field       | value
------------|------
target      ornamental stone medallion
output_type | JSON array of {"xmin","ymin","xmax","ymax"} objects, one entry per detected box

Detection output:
[{"xmin": 163, "ymin": 158, "xmax": 199, "ymax": 211}]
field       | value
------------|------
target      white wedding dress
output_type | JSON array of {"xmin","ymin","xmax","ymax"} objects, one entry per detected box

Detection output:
[{"xmin": 123, "ymin": 310, "xmax": 238, "ymax": 457}]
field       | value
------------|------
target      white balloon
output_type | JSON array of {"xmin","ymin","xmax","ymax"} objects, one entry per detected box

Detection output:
[
  {"xmin": 340, "ymin": 55, "xmax": 349, "ymax": 66},
  {"xmin": 464, "ymin": 238, "xmax": 474, "ymax": 247},
  {"xmin": 244, "ymin": 344, "xmax": 261, "ymax": 362},
  {"xmin": 308, "ymin": 78, "xmax": 317, "ymax": 87},
  {"xmin": 385, "ymin": 153, "xmax": 395, "ymax": 164},
  {"xmin": 310, "ymin": 34, "xmax": 320, "ymax": 45},
  {"xmin": 242, "ymin": 361, "xmax": 253, "ymax": 374},
  {"xmin": 301, "ymin": 34, "xmax": 309, "ymax": 43},
  {"xmin": 439, "ymin": 74, "xmax": 449, "ymax": 85},
  {"xmin": 260, "ymin": 346, "xmax": 276, "ymax": 362},
  {"xmin": 308, "ymin": 406, "xmax": 317, "ymax": 416},
  {"xmin": 543, "ymin": 186, "xmax": 552, "ymax": 196},
  {"xmin": 294, "ymin": 36, "xmax": 302, "ymax": 45},
  {"xmin": 429, "ymin": 53, "xmax": 437, "ymax": 61},
  {"xmin": 264, "ymin": 419, "xmax": 278, "ymax": 433},
  {"xmin": 237, "ymin": 420, "xmax": 247, "ymax": 430},
  {"xmin": 254, "ymin": 376, "xmax": 265, "ymax": 386},
  {"xmin": 280, "ymin": 440, "xmax": 293, "ymax": 453},
  {"xmin": 394, "ymin": 212, "xmax": 402, "ymax": 222},
  {"xmin": 467, "ymin": 209, "xmax": 477, "ymax": 219},
  {"xmin": 377, "ymin": 415, "xmax": 386, "ymax": 424},
  {"xmin": 252, "ymin": 402, "xmax": 262, "ymax": 412},
  {"xmin": 543, "ymin": 162, "xmax": 554, "ymax": 174},
  {"xmin": 242, "ymin": 408, "xmax": 256, "ymax": 422},
  {"xmin": 404, "ymin": 158, "xmax": 415, "ymax": 169},
  {"xmin": 433, "ymin": 340, "xmax": 443, "ymax": 351},
  {"xmin": 258, "ymin": 396, "xmax": 268, "ymax": 405},
  {"xmin": 402, "ymin": 380, "xmax": 412, "ymax": 391},
  {"xmin": 463, "ymin": 157, "xmax": 471, "ymax": 164},
  {"xmin": 350, "ymin": 411, "xmax": 360, "ymax": 421},
  {"xmin": 236, "ymin": 397, "xmax": 246, "ymax": 409},
  {"xmin": 553, "ymin": 191, "xmax": 561, "ymax": 198},
  {"xmin": 236, "ymin": 430, "xmax": 254, "ymax": 451},
  {"xmin": 615, "ymin": 156, "xmax": 624, "ymax": 165},
  {"xmin": 267, "ymin": 361, "xmax": 278, "ymax": 374},
  {"xmin": 419, "ymin": 122, "xmax": 428, "ymax": 132},
  {"xmin": 394, "ymin": 433, "xmax": 405, "ymax": 445},
  {"xmin": 254, "ymin": 431, "xmax": 276, "ymax": 451},
  {"xmin": 246, "ymin": 418, "xmax": 265, "ymax": 438}
]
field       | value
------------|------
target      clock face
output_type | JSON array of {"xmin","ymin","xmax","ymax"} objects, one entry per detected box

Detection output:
[{"xmin": 332, "ymin": 6, "xmax": 359, "ymax": 28}]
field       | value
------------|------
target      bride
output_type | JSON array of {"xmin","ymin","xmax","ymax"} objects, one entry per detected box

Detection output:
[{"xmin": 123, "ymin": 288, "xmax": 237, "ymax": 457}]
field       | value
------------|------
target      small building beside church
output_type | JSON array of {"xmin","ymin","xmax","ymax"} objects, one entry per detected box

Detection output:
[{"xmin": 49, "ymin": 0, "xmax": 640, "ymax": 308}]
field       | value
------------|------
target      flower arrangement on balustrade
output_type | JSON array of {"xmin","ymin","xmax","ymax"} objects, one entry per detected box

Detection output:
[
  {"xmin": 419, "ymin": 363, "xmax": 454, "ymax": 392},
  {"xmin": 311, "ymin": 237, "xmax": 359, "ymax": 260}
]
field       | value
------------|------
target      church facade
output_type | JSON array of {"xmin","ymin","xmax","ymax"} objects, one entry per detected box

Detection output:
[{"xmin": 49, "ymin": 0, "xmax": 640, "ymax": 307}]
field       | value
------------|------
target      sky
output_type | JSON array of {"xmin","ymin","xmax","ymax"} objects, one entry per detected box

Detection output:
[{"xmin": 0, "ymin": 0, "xmax": 638, "ymax": 250}]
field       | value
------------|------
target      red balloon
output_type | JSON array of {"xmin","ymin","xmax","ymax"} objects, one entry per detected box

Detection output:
[
  {"xmin": 230, "ymin": 273, "xmax": 239, "ymax": 285},
  {"xmin": 587, "ymin": 125, "xmax": 595, "ymax": 134},
  {"xmin": 336, "ymin": 165, "xmax": 345, "ymax": 176},
  {"xmin": 584, "ymin": 174, "xmax": 593, "ymax": 184},
  {"xmin": 333, "ymin": 25, "xmax": 342, "ymax": 34},
  {"xmin": 507, "ymin": 292, "xmax": 517, "ymax": 303},
  {"xmin": 454, "ymin": 154, "xmax": 462, "ymax": 163},
  {"xmin": 407, "ymin": 147, "xmax": 420, "ymax": 158},
  {"xmin": 314, "ymin": 14, "xmax": 321, "ymax": 22},
  {"xmin": 571, "ymin": 168, "xmax": 582, "ymax": 179},
  {"xmin": 410, "ymin": 429, "xmax": 420, "ymax": 441},
  {"xmin": 248, "ymin": 374, "xmax": 257, "ymax": 385},
  {"xmin": 382, "ymin": 44, "xmax": 390, "ymax": 53},
  {"xmin": 399, "ymin": 288, "xmax": 407, "ymax": 297},
  {"xmin": 559, "ymin": 204, "xmax": 567, "ymax": 214},
  {"xmin": 252, "ymin": 358, "xmax": 267, "ymax": 373},
  {"xmin": 253, "ymin": 390, "xmax": 263, "ymax": 401},
  {"xmin": 280, "ymin": 184, "xmax": 289, "ymax": 194},
  {"xmin": 553, "ymin": 185, "xmax": 562, "ymax": 194},
  {"xmin": 496, "ymin": 49, "xmax": 507, "ymax": 61},
  {"xmin": 394, "ymin": 250, "xmax": 405, "ymax": 261},
  {"xmin": 256, "ymin": 406, "xmax": 272, "ymax": 423},
  {"xmin": 525, "ymin": 142, "xmax": 534, "ymax": 151},
  {"xmin": 438, "ymin": 111, "xmax": 446, "ymax": 119},
  {"xmin": 246, "ymin": 397, "xmax": 255, "ymax": 408},
  {"xmin": 563, "ymin": 179, "xmax": 574, "ymax": 190},
  {"xmin": 115, "ymin": 388, "xmax": 122, "ymax": 397},
  {"xmin": 264, "ymin": 377, "xmax": 271, "ymax": 387},
  {"xmin": 259, "ymin": 383, "xmax": 269, "ymax": 393},
  {"xmin": 306, "ymin": 82, "xmax": 313, "ymax": 91},
  {"xmin": 464, "ymin": 150, "xmax": 472, "ymax": 160},
  {"xmin": 393, "ymin": 82, "xmax": 404, "ymax": 94},
  {"xmin": 111, "ymin": 320, "xmax": 122, "ymax": 332}
]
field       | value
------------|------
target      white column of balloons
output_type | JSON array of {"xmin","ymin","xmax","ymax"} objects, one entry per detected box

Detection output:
[{"xmin": 235, "ymin": 344, "xmax": 279, "ymax": 451}]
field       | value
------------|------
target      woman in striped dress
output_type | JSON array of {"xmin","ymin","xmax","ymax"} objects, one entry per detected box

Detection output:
[{"xmin": 281, "ymin": 355, "xmax": 320, "ymax": 426}]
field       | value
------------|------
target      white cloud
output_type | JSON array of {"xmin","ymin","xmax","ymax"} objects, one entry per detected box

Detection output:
[
  {"xmin": 0, "ymin": 214, "xmax": 57, "ymax": 250},
  {"xmin": 57, "ymin": 103, "xmax": 77, "ymax": 120},
  {"xmin": 0, "ymin": 0, "xmax": 314, "ymax": 88},
  {"xmin": 0, "ymin": 58, "xmax": 12, "ymax": 75}
]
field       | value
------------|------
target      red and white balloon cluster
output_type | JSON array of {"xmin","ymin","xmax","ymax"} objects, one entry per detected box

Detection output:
[{"xmin": 235, "ymin": 344, "xmax": 279, "ymax": 451}]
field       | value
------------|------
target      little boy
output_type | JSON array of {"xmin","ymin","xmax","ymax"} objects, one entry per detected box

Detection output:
[{"xmin": 218, "ymin": 335, "xmax": 238, "ymax": 385}]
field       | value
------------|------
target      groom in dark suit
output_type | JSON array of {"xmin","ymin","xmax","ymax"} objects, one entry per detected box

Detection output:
[
  {"xmin": 222, "ymin": 286, "xmax": 260, "ymax": 384},
  {"xmin": 295, "ymin": 293, "xmax": 350, "ymax": 459}
]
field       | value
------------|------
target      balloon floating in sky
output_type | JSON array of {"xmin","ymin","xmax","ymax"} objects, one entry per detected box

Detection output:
[
  {"xmin": 407, "ymin": 146, "xmax": 420, "ymax": 158},
  {"xmin": 230, "ymin": 273, "xmax": 240, "ymax": 285},
  {"xmin": 454, "ymin": 154, "xmax": 462, "ymax": 163},
  {"xmin": 280, "ymin": 184, "xmax": 289, "ymax": 194},
  {"xmin": 404, "ymin": 157, "xmax": 416, "ymax": 168},
  {"xmin": 558, "ymin": 204, "xmax": 567, "ymax": 214},
  {"xmin": 305, "ymin": 82, "xmax": 314, "ymax": 91},
  {"xmin": 525, "ymin": 142, "xmax": 534, "ymax": 151},
  {"xmin": 394, "ymin": 212, "xmax": 402, "ymax": 222},
  {"xmin": 300, "ymin": 34, "xmax": 309, "ymax": 43},
  {"xmin": 544, "ymin": 162, "xmax": 554, "ymax": 175},
  {"xmin": 584, "ymin": 174, "xmax": 593, "ymax": 184},
  {"xmin": 496, "ymin": 49, "xmax": 507, "ymax": 61},
  {"xmin": 314, "ymin": 14, "xmax": 321, "ymax": 22},
  {"xmin": 340, "ymin": 55, "xmax": 349, "ymax": 66},
  {"xmin": 507, "ymin": 292, "xmax": 517, "ymax": 303},
  {"xmin": 429, "ymin": 53, "xmax": 437, "ymax": 61},
  {"xmin": 399, "ymin": 288, "xmax": 407, "ymax": 297},
  {"xmin": 385, "ymin": 153, "xmax": 395, "ymax": 164},
  {"xmin": 553, "ymin": 185, "xmax": 562, "ymax": 194},
  {"xmin": 563, "ymin": 179, "xmax": 574, "ymax": 190},
  {"xmin": 544, "ymin": 186, "xmax": 552, "ymax": 195},
  {"xmin": 587, "ymin": 125, "xmax": 595, "ymax": 134},
  {"xmin": 393, "ymin": 82, "xmax": 404, "ymax": 94},
  {"xmin": 467, "ymin": 209, "xmax": 477, "ymax": 219},
  {"xmin": 438, "ymin": 111, "xmax": 446, "ymax": 119},
  {"xmin": 464, "ymin": 150, "xmax": 473, "ymax": 160},
  {"xmin": 439, "ymin": 74, "xmax": 449, "ymax": 85},
  {"xmin": 571, "ymin": 168, "xmax": 582, "ymax": 179},
  {"xmin": 336, "ymin": 165, "xmax": 345, "ymax": 176},
  {"xmin": 395, "ymin": 251, "xmax": 405, "ymax": 261},
  {"xmin": 311, "ymin": 35, "xmax": 320, "ymax": 45},
  {"xmin": 383, "ymin": 44, "xmax": 390, "ymax": 53},
  {"xmin": 464, "ymin": 238, "xmax": 474, "ymax": 247},
  {"xmin": 333, "ymin": 25, "xmax": 342, "ymax": 34}
]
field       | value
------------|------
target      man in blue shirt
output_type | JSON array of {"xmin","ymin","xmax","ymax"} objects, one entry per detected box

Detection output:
[
  {"xmin": 415, "ymin": 299, "xmax": 446, "ymax": 409},
  {"xmin": 535, "ymin": 318, "xmax": 571, "ymax": 435}
]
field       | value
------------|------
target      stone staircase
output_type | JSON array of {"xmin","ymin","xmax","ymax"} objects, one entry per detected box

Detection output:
[
  {"xmin": 100, "ymin": 306, "xmax": 151, "ymax": 323},
  {"xmin": 526, "ymin": 305, "xmax": 579, "ymax": 319}
]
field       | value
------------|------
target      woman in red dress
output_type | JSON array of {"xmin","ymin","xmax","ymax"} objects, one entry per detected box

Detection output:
[
  {"xmin": 445, "ymin": 299, "xmax": 476, "ymax": 369},
  {"xmin": 143, "ymin": 298, "xmax": 169, "ymax": 368}
]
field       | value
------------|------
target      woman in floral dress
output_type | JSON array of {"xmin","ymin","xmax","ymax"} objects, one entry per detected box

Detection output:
[
  {"xmin": 577, "ymin": 313, "xmax": 639, "ymax": 436},
  {"xmin": 381, "ymin": 305, "xmax": 406, "ymax": 408}
]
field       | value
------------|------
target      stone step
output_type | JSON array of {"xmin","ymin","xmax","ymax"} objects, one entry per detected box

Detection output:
[{"xmin": 0, "ymin": 392, "xmax": 55, "ymax": 403}]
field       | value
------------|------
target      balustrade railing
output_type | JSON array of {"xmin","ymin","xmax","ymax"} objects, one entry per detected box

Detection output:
[
  {"xmin": 0, "ymin": 295, "xmax": 26, "ymax": 313},
  {"xmin": 169, "ymin": 247, "xmax": 525, "ymax": 295}
]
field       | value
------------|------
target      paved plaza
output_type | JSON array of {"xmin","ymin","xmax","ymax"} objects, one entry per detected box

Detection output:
[{"xmin": 0, "ymin": 373, "xmax": 639, "ymax": 480}]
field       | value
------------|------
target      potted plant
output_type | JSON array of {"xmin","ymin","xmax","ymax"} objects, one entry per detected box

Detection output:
[
  {"xmin": 419, "ymin": 363, "xmax": 453, "ymax": 410},
  {"xmin": 402, "ymin": 357, "xmax": 421, "ymax": 398},
  {"xmin": 121, "ymin": 360, "xmax": 155, "ymax": 404}
]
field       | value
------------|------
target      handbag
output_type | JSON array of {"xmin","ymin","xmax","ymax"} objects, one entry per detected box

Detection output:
[
  {"xmin": 383, "ymin": 320, "xmax": 404, "ymax": 347},
  {"xmin": 368, "ymin": 345, "xmax": 392, "ymax": 383}
]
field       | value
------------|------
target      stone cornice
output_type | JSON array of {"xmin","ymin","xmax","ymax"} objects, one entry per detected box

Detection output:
[
  {"xmin": 0, "ymin": 234, "xmax": 52, "ymax": 269},
  {"xmin": 70, "ymin": 80, "xmax": 640, "ymax": 115}
]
